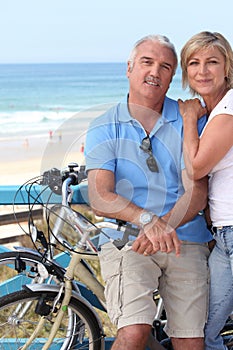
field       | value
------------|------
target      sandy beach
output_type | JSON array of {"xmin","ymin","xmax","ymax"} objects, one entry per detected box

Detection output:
[
  {"xmin": 0, "ymin": 133, "xmax": 86, "ymax": 185},
  {"xmin": 0, "ymin": 108, "xmax": 110, "ymax": 245},
  {"xmin": 0, "ymin": 129, "xmax": 87, "ymax": 246},
  {"xmin": 0, "ymin": 106, "xmax": 113, "ymax": 186},
  {"xmin": 0, "ymin": 137, "xmax": 86, "ymax": 186},
  {"xmin": 0, "ymin": 108, "xmax": 105, "ymax": 185}
]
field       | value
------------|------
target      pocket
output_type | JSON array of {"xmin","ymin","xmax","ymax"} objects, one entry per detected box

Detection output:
[
  {"xmin": 99, "ymin": 242, "xmax": 122, "ymax": 280},
  {"xmin": 99, "ymin": 242, "xmax": 123, "ymax": 325}
]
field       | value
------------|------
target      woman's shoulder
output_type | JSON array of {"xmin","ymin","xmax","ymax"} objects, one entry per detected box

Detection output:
[
  {"xmin": 219, "ymin": 89, "xmax": 233, "ymax": 110},
  {"xmin": 210, "ymin": 89, "xmax": 233, "ymax": 120}
]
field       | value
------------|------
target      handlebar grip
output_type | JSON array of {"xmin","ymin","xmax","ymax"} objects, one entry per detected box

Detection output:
[{"xmin": 68, "ymin": 173, "xmax": 79, "ymax": 186}]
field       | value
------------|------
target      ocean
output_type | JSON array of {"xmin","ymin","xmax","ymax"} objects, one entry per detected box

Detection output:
[{"xmin": 0, "ymin": 62, "xmax": 191, "ymax": 138}]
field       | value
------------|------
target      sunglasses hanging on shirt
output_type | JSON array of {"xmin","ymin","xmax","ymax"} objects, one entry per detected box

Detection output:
[{"xmin": 140, "ymin": 136, "xmax": 159, "ymax": 173}]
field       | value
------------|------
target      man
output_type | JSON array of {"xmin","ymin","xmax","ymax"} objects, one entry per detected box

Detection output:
[{"xmin": 85, "ymin": 35, "xmax": 213, "ymax": 350}]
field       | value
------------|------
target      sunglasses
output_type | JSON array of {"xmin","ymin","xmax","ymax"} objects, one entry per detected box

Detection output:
[{"xmin": 140, "ymin": 136, "xmax": 159, "ymax": 172}]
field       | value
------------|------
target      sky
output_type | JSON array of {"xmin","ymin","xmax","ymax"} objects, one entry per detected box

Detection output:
[{"xmin": 0, "ymin": 0, "xmax": 232, "ymax": 64}]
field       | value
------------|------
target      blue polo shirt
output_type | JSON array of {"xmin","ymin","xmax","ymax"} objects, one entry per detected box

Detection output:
[{"xmin": 85, "ymin": 95, "xmax": 213, "ymax": 243}]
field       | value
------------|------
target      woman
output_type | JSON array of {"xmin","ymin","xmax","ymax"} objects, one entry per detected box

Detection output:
[{"xmin": 178, "ymin": 31, "xmax": 233, "ymax": 350}]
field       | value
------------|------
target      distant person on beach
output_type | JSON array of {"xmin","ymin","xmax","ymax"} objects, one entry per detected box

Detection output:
[
  {"xmin": 178, "ymin": 31, "xmax": 233, "ymax": 350},
  {"xmin": 58, "ymin": 131, "xmax": 62, "ymax": 142},
  {"xmin": 23, "ymin": 138, "xmax": 29, "ymax": 149},
  {"xmin": 85, "ymin": 34, "xmax": 213, "ymax": 350},
  {"xmin": 80, "ymin": 142, "xmax": 84, "ymax": 153}
]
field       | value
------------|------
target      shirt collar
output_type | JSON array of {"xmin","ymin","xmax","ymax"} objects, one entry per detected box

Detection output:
[{"xmin": 118, "ymin": 94, "xmax": 178, "ymax": 124}]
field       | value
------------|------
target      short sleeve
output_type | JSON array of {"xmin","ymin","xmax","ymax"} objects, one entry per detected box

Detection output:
[{"xmin": 85, "ymin": 116, "xmax": 117, "ymax": 173}]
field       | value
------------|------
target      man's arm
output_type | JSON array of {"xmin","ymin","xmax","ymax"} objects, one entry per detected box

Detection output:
[
  {"xmin": 88, "ymin": 168, "xmax": 180, "ymax": 255},
  {"xmin": 88, "ymin": 169, "xmax": 144, "ymax": 223},
  {"xmin": 132, "ymin": 169, "xmax": 207, "ymax": 256}
]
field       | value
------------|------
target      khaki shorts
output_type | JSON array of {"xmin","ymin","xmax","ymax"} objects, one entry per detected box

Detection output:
[{"xmin": 99, "ymin": 241, "xmax": 210, "ymax": 338}]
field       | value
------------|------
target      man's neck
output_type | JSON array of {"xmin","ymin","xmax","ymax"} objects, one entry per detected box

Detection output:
[{"xmin": 128, "ymin": 97, "xmax": 163, "ymax": 133}]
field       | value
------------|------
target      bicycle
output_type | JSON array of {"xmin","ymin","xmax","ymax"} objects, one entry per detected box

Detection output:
[
  {"xmin": 0, "ymin": 164, "xmax": 153, "ymax": 349},
  {"xmin": 0, "ymin": 164, "xmax": 232, "ymax": 349},
  {"xmin": 0, "ymin": 163, "xmax": 88, "ymax": 297}
]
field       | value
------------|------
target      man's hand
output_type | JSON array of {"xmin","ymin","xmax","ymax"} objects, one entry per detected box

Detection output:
[
  {"xmin": 132, "ymin": 233, "xmax": 157, "ymax": 255},
  {"xmin": 132, "ymin": 217, "xmax": 181, "ymax": 256}
]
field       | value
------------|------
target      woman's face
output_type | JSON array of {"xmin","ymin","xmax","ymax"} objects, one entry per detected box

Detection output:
[{"xmin": 187, "ymin": 46, "xmax": 227, "ymax": 98}]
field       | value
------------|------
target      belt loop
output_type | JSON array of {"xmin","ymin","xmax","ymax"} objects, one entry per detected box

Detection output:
[
  {"xmin": 211, "ymin": 226, "xmax": 217, "ymax": 234},
  {"xmin": 212, "ymin": 226, "xmax": 224, "ymax": 234}
]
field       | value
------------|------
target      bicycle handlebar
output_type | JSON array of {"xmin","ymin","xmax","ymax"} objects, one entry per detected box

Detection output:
[
  {"xmin": 41, "ymin": 162, "xmax": 87, "ymax": 195},
  {"xmin": 24, "ymin": 163, "xmax": 140, "ymax": 253}
]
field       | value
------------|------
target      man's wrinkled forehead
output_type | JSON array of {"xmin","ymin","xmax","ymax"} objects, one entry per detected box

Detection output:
[{"xmin": 136, "ymin": 41, "xmax": 176, "ymax": 64}]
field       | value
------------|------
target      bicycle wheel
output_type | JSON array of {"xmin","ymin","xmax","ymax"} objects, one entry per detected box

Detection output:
[
  {"xmin": 0, "ymin": 289, "xmax": 103, "ymax": 349},
  {"xmin": 0, "ymin": 251, "xmax": 63, "ymax": 297}
]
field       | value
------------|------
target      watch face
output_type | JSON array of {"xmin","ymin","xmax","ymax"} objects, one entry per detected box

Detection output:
[{"xmin": 140, "ymin": 212, "xmax": 153, "ymax": 225}]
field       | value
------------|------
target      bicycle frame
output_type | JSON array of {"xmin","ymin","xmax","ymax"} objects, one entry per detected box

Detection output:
[
  {"xmin": 0, "ymin": 164, "xmax": 167, "ymax": 349},
  {"xmin": 23, "ymin": 246, "xmax": 104, "ymax": 349},
  {"xmin": 2, "ymin": 164, "xmax": 233, "ymax": 349}
]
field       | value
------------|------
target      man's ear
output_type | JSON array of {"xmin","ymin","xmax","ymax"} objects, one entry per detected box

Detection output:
[{"xmin": 126, "ymin": 61, "xmax": 131, "ymax": 78}]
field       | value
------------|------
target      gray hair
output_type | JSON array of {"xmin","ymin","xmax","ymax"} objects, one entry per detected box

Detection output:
[{"xmin": 128, "ymin": 34, "xmax": 178, "ymax": 75}]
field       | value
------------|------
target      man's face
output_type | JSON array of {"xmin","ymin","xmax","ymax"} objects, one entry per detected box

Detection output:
[{"xmin": 127, "ymin": 40, "xmax": 176, "ymax": 107}]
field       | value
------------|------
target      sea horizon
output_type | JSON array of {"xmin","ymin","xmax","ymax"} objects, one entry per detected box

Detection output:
[
  {"xmin": 0, "ymin": 62, "xmax": 190, "ymax": 139},
  {"xmin": 0, "ymin": 62, "xmax": 192, "ymax": 185}
]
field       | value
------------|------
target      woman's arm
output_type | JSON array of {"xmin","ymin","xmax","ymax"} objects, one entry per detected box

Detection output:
[
  {"xmin": 162, "ymin": 169, "xmax": 208, "ymax": 228},
  {"xmin": 178, "ymin": 98, "xmax": 233, "ymax": 179}
]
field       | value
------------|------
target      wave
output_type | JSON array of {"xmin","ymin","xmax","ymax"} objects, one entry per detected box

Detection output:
[
  {"xmin": 0, "ymin": 103, "xmax": 113, "ymax": 137},
  {"xmin": 0, "ymin": 110, "xmax": 75, "ymax": 136},
  {"xmin": 0, "ymin": 110, "xmax": 75, "ymax": 124}
]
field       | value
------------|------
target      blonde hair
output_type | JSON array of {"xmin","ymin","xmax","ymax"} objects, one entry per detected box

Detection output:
[
  {"xmin": 128, "ymin": 34, "xmax": 178, "ymax": 76},
  {"xmin": 180, "ymin": 31, "xmax": 233, "ymax": 95}
]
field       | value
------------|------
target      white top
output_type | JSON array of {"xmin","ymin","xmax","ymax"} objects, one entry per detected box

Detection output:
[{"xmin": 202, "ymin": 89, "xmax": 233, "ymax": 226}]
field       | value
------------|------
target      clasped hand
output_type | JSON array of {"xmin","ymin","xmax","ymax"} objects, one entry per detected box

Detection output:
[{"xmin": 132, "ymin": 217, "xmax": 181, "ymax": 257}]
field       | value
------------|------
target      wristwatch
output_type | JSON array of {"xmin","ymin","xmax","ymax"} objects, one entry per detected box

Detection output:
[{"xmin": 139, "ymin": 211, "xmax": 154, "ymax": 228}]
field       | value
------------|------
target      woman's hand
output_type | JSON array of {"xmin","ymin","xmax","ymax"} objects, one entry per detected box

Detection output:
[{"xmin": 178, "ymin": 98, "xmax": 207, "ymax": 120}]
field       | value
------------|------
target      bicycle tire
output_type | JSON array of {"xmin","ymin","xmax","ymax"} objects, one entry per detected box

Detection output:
[
  {"xmin": 0, "ymin": 289, "xmax": 103, "ymax": 350},
  {"xmin": 0, "ymin": 251, "xmax": 63, "ymax": 296}
]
